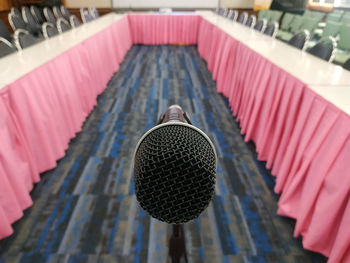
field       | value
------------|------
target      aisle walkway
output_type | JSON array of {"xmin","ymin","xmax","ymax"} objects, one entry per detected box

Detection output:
[{"xmin": 0, "ymin": 46, "xmax": 326, "ymax": 263}]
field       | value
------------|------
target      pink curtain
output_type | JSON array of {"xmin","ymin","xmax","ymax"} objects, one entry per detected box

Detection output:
[
  {"xmin": 0, "ymin": 16, "xmax": 132, "ymax": 239},
  {"xmin": 128, "ymin": 14, "xmax": 200, "ymax": 45}
]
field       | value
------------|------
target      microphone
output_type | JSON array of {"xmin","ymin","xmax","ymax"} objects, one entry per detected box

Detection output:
[{"xmin": 133, "ymin": 105, "xmax": 217, "ymax": 224}]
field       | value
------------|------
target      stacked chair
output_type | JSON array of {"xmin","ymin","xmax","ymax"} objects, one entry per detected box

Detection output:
[{"xmin": 1, "ymin": 4, "xmax": 99, "ymax": 57}]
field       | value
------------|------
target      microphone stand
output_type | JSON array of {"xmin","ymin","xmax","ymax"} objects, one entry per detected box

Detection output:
[{"xmin": 169, "ymin": 224, "xmax": 188, "ymax": 263}]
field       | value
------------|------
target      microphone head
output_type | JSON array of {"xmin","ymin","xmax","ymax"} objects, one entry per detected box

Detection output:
[{"xmin": 133, "ymin": 122, "xmax": 217, "ymax": 224}]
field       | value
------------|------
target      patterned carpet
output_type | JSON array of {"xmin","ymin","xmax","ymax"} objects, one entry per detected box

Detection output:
[{"xmin": 0, "ymin": 45, "xmax": 327, "ymax": 263}]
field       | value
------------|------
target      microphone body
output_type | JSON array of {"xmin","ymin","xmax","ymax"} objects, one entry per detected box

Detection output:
[{"xmin": 133, "ymin": 105, "xmax": 217, "ymax": 224}]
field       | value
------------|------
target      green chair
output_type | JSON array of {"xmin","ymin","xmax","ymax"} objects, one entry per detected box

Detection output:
[
  {"xmin": 280, "ymin": 13, "xmax": 295, "ymax": 31},
  {"xmin": 340, "ymin": 15, "xmax": 350, "ymax": 24},
  {"xmin": 277, "ymin": 15, "xmax": 304, "ymax": 41},
  {"xmin": 258, "ymin": 10, "xmax": 267, "ymax": 21},
  {"xmin": 269, "ymin": 10, "xmax": 283, "ymax": 23},
  {"xmin": 322, "ymin": 20, "xmax": 341, "ymax": 38},
  {"xmin": 326, "ymin": 12, "xmax": 342, "ymax": 23},
  {"xmin": 310, "ymin": 11, "xmax": 325, "ymax": 22},
  {"xmin": 333, "ymin": 24, "xmax": 350, "ymax": 65},
  {"xmin": 302, "ymin": 16, "xmax": 321, "ymax": 36},
  {"xmin": 332, "ymin": 9, "xmax": 344, "ymax": 15}
]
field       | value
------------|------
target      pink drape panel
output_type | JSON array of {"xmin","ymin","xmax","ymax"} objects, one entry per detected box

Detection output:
[
  {"xmin": 0, "ymin": 16, "xmax": 132, "ymax": 239},
  {"xmin": 198, "ymin": 18, "xmax": 350, "ymax": 262},
  {"xmin": 128, "ymin": 14, "xmax": 200, "ymax": 45}
]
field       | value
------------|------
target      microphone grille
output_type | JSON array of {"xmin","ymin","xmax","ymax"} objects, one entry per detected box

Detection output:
[{"xmin": 134, "ymin": 123, "xmax": 216, "ymax": 224}]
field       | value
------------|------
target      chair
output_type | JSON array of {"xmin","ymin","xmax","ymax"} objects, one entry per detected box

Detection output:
[
  {"xmin": 30, "ymin": 6, "xmax": 45, "ymax": 24},
  {"xmin": 288, "ymin": 30, "xmax": 310, "ymax": 50},
  {"xmin": 245, "ymin": 15, "xmax": 256, "ymax": 28},
  {"xmin": 53, "ymin": 6, "xmax": 64, "ymax": 19},
  {"xmin": 14, "ymin": 29, "xmax": 40, "ymax": 50},
  {"xmin": 343, "ymin": 58, "xmax": 350, "ymax": 71},
  {"xmin": 227, "ymin": 10, "xmax": 238, "ymax": 21},
  {"xmin": 43, "ymin": 7, "xmax": 56, "ymax": 25},
  {"xmin": 254, "ymin": 19, "xmax": 267, "ymax": 32},
  {"xmin": 333, "ymin": 24, "xmax": 350, "ymax": 65},
  {"xmin": 56, "ymin": 18, "xmax": 71, "ymax": 33},
  {"xmin": 69, "ymin": 15, "xmax": 82, "ymax": 28},
  {"xmin": 322, "ymin": 20, "xmax": 341, "ymax": 38},
  {"xmin": 42, "ymin": 22, "xmax": 58, "ymax": 39},
  {"xmin": 0, "ymin": 19, "xmax": 12, "ymax": 42},
  {"xmin": 80, "ymin": 8, "xmax": 94, "ymax": 23},
  {"xmin": 264, "ymin": 21, "xmax": 279, "ymax": 37},
  {"xmin": 301, "ymin": 16, "xmax": 320, "ymax": 37},
  {"xmin": 0, "ymin": 37, "xmax": 16, "ymax": 58},
  {"xmin": 237, "ymin": 12, "xmax": 248, "ymax": 24},
  {"xmin": 307, "ymin": 36, "xmax": 337, "ymax": 62},
  {"xmin": 222, "ymin": 8, "xmax": 228, "ymax": 17},
  {"xmin": 89, "ymin": 7, "xmax": 99, "ymax": 19},
  {"xmin": 269, "ymin": 10, "xmax": 282, "ymax": 23},
  {"xmin": 10, "ymin": 7, "xmax": 22, "ymax": 17},
  {"xmin": 280, "ymin": 13, "xmax": 295, "ymax": 31},
  {"xmin": 325, "ymin": 12, "xmax": 342, "ymax": 23},
  {"xmin": 8, "ymin": 12, "xmax": 28, "ymax": 32},
  {"xmin": 22, "ymin": 6, "xmax": 42, "ymax": 37},
  {"xmin": 61, "ymin": 5, "xmax": 71, "ymax": 20}
]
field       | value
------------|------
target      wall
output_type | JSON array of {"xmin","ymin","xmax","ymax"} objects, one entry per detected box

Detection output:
[
  {"xmin": 112, "ymin": 0, "xmax": 218, "ymax": 8},
  {"xmin": 65, "ymin": 0, "xmax": 111, "ymax": 8},
  {"xmin": 220, "ymin": 0, "xmax": 254, "ymax": 8},
  {"xmin": 0, "ymin": 0, "xmax": 10, "ymax": 11}
]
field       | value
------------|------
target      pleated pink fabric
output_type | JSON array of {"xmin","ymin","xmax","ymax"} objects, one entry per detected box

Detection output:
[
  {"xmin": 1, "ymin": 14, "xmax": 349, "ymax": 262},
  {"xmin": 0, "ymin": 16, "xmax": 132, "ymax": 239},
  {"xmin": 128, "ymin": 14, "xmax": 200, "ymax": 45},
  {"xmin": 198, "ymin": 17, "xmax": 350, "ymax": 262}
]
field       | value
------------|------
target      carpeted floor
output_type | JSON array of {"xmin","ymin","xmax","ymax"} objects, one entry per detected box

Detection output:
[{"xmin": 0, "ymin": 45, "xmax": 327, "ymax": 263}]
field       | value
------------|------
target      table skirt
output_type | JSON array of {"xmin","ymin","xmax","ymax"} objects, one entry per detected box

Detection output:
[{"xmin": 0, "ymin": 16, "xmax": 132, "ymax": 239}]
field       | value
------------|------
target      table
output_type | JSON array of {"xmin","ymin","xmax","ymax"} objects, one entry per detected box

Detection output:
[
  {"xmin": 0, "ymin": 11, "xmax": 349, "ymax": 262},
  {"xmin": 197, "ymin": 11, "xmax": 350, "ymax": 263}
]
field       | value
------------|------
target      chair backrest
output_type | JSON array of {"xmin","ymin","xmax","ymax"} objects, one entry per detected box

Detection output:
[
  {"xmin": 61, "ymin": 6, "xmax": 71, "ymax": 20},
  {"xmin": 89, "ymin": 7, "xmax": 99, "ymax": 19},
  {"xmin": 69, "ymin": 15, "xmax": 82, "ymax": 28},
  {"xmin": 258, "ymin": 9, "xmax": 267, "ymax": 21},
  {"xmin": 254, "ymin": 19, "xmax": 267, "ymax": 32},
  {"xmin": 0, "ymin": 19, "xmax": 12, "ymax": 42},
  {"xmin": 322, "ymin": 20, "xmax": 341, "ymax": 38},
  {"xmin": 14, "ymin": 29, "xmax": 39, "ymax": 50},
  {"xmin": 301, "ymin": 16, "xmax": 319, "ymax": 36},
  {"xmin": 280, "ymin": 13, "xmax": 295, "ymax": 31},
  {"xmin": 223, "ymin": 8, "xmax": 229, "ymax": 17},
  {"xmin": 307, "ymin": 36, "xmax": 337, "ymax": 62},
  {"xmin": 30, "ymin": 6, "xmax": 45, "ymax": 24},
  {"xmin": 245, "ymin": 15, "xmax": 256, "ymax": 28},
  {"xmin": 56, "ymin": 18, "xmax": 71, "ymax": 33},
  {"xmin": 228, "ymin": 10, "xmax": 238, "ymax": 21},
  {"xmin": 264, "ymin": 21, "xmax": 279, "ymax": 37},
  {"xmin": 42, "ymin": 22, "xmax": 58, "ymax": 39},
  {"xmin": 22, "ymin": 6, "xmax": 41, "ymax": 35},
  {"xmin": 343, "ymin": 58, "xmax": 350, "ymax": 71},
  {"xmin": 326, "ymin": 12, "xmax": 342, "ymax": 23},
  {"xmin": 53, "ymin": 6, "xmax": 64, "ymax": 19},
  {"xmin": 340, "ymin": 15, "xmax": 350, "ymax": 24},
  {"xmin": 44, "ymin": 7, "xmax": 56, "ymax": 25},
  {"xmin": 8, "ymin": 12, "xmax": 27, "ymax": 32},
  {"xmin": 290, "ymin": 15, "xmax": 304, "ymax": 34},
  {"xmin": 11, "ymin": 7, "xmax": 21, "ymax": 17},
  {"xmin": 310, "ymin": 11, "xmax": 325, "ymax": 23},
  {"xmin": 288, "ymin": 29, "xmax": 310, "ymax": 50},
  {"xmin": 338, "ymin": 24, "xmax": 350, "ymax": 50},
  {"xmin": 237, "ymin": 12, "xmax": 248, "ymax": 24},
  {"xmin": 0, "ymin": 37, "xmax": 16, "ymax": 58},
  {"xmin": 270, "ymin": 10, "xmax": 282, "ymax": 23},
  {"xmin": 80, "ymin": 8, "xmax": 94, "ymax": 23}
]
